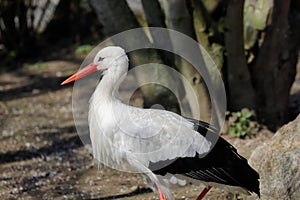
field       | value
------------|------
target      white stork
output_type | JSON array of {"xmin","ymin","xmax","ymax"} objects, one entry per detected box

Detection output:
[{"xmin": 61, "ymin": 46, "xmax": 260, "ymax": 200}]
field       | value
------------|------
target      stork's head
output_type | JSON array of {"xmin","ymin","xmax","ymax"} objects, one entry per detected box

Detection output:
[{"xmin": 61, "ymin": 46, "xmax": 128, "ymax": 85}]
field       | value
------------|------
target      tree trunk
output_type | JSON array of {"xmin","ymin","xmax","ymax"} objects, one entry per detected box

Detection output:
[
  {"xmin": 163, "ymin": 0, "xmax": 211, "ymax": 122},
  {"xmin": 141, "ymin": 0, "xmax": 175, "ymax": 67},
  {"xmin": 251, "ymin": 0, "xmax": 297, "ymax": 129},
  {"xmin": 16, "ymin": 0, "xmax": 35, "ymax": 56},
  {"xmin": 89, "ymin": 0, "xmax": 139, "ymax": 35},
  {"xmin": 191, "ymin": 0, "xmax": 224, "ymax": 69},
  {"xmin": 141, "ymin": 0, "xmax": 166, "ymax": 28},
  {"xmin": 225, "ymin": 0, "xmax": 256, "ymax": 110},
  {"xmin": 190, "ymin": 0, "xmax": 225, "ymax": 126},
  {"xmin": 0, "ymin": 0, "xmax": 18, "ymax": 51}
]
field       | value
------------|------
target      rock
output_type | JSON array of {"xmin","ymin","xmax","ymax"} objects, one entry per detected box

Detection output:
[{"xmin": 249, "ymin": 115, "xmax": 300, "ymax": 200}]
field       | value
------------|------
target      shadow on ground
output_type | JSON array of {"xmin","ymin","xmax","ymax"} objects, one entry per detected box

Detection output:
[
  {"xmin": 93, "ymin": 187, "xmax": 153, "ymax": 200},
  {"xmin": 0, "ymin": 72, "xmax": 72, "ymax": 101},
  {"xmin": 0, "ymin": 126, "xmax": 82, "ymax": 164}
]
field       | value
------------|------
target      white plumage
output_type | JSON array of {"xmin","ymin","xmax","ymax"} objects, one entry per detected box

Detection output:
[{"xmin": 87, "ymin": 47, "xmax": 210, "ymax": 199}]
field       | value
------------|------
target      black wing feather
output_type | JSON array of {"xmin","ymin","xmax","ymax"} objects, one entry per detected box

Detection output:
[{"xmin": 152, "ymin": 118, "xmax": 260, "ymax": 196}]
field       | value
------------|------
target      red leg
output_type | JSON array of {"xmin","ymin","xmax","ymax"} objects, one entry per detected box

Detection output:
[
  {"xmin": 196, "ymin": 186, "xmax": 212, "ymax": 200},
  {"xmin": 158, "ymin": 186, "xmax": 167, "ymax": 200}
]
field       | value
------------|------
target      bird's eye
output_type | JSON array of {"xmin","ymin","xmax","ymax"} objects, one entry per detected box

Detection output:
[{"xmin": 98, "ymin": 57, "xmax": 104, "ymax": 62}]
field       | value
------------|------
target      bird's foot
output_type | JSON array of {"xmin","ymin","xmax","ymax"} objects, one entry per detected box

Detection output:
[
  {"xmin": 158, "ymin": 187, "xmax": 167, "ymax": 200},
  {"xmin": 196, "ymin": 186, "xmax": 212, "ymax": 200}
]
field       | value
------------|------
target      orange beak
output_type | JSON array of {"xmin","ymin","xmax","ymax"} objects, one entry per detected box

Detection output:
[{"xmin": 61, "ymin": 63, "xmax": 98, "ymax": 85}]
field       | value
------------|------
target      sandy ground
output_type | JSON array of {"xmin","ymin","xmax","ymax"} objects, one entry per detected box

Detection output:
[{"xmin": 1, "ymin": 51, "xmax": 298, "ymax": 199}]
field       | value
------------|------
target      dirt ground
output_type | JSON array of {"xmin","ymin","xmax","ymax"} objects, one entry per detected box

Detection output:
[{"xmin": 0, "ymin": 50, "xmax": 299, "ymax": 200}]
